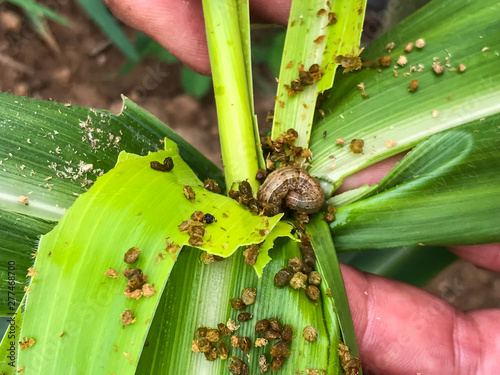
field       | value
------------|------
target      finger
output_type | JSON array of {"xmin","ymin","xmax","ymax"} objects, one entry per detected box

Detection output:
[
  {"xmin": 342, "ymin": 264, "xmax": 500, "ymax": 375},
  {"xmin": 334, "ymin": 153, "xmax": 406, "ymax": 194},
  {"xmin": 105, "ymin": 0, "xmax": 211, "ymax": 75},
  {"xmin": 448, "ymin": 244, "xmax": 500, "ymax": 273}
]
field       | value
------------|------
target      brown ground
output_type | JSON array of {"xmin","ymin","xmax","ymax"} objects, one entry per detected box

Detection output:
[{"xmin": 1, "ymin": 1, "xmax": 499, "ymax": 311}]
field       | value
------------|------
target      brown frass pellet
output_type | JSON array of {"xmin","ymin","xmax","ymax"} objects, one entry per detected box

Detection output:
[
  {"xmin": 150, "ymin": 157, "xmax": 174, "ymax": 172},
  {"xmin": 219, "ymin": 342, "xmax": 229, "ymax": 360},
  {"xmin": 256, "ymin": 168, "xmax": 267, "ymax": 181},
  {"xmin": 241, "ymin": 287, "xmax": 257, "ymax": 305},
  {"xmin": 121, "ymin": 309, "xmax": 136, "ymax": 326},
  {"xmin": 197, "ymin": 337, "xmax": 211, "ymax": 353},
  {"xmin": 163, "ymin": 157, "xmax": 174, "ymax": 171},
  {"xmin": 196, "ymin": 326, "xmax": 208, "ymax": 338},
  {"xmin": 303, "ymin": 325, "xmax": 318, "ymax": 342},
  {"xmin": 206, "ymin": 328, "xmax": 221, "ymax": 343},
  {"xmin": 230, "ymin": 298, "xmax": 247, "ymax": 311},
  {"xmin": 123, "ymin": 247, "xmax": 141, "ymax": 264},
  {"xmin": 218, "ymin": 323, "xmax": 231, "ymax": 336},
  {"xmin": 306, "ymin": 285, "xmax": 321, "ymax": 301},
  {"xmin": 274, "ymin": 268, "xmax": 293, "ymax": 287},
  {"xmin": 238, "ymin": 181, "xmax": 253, "ymax": 200},
  {"xmin": 238, "ymin": 312, "xmax": 253, "ymax": 322},
  {"xmin": 191, "ymin": 210, "xmax": 205, "ymax": 222},
  {"xmin": 378, "ymin": 56, "xmax": 392, "ymax": 67},
  {"xmin": 255, "ymin": 319, "xmax": 270, "ymax": 334},
  {"xmin": 308, "ymin": 271, "xmax": 322, "ymax": 285},
  {"xmin": 264, "ymin": 330, "xmax": 281, "ymax": 341},
  {"xmin": 228, "ymin": 189, "xmax": 240, "ymax": 200},
  {"xmin": 231, "ymin": 334, "xmax": 240, "ymax": 348},
  {"xmin": 349, "ymin": 139, "xmax": 365, "ymax": 154},
  {"xmin": 228, "ymin": 357, "xmax": 249, "ymax": 375},
  {"xmin": 204, "ymin": 345, "xmax": 219, "ymax": 361},
  {"xmin": 239, "ymin": 337, "xmax": 252, "ymax": 354},
  {"xmin": 243, "ymin": 244, "xmax": 260, "ymax": 266},
  {"xmin": 288, "ymin": 257, "xmax": 303, "ymax": 273},
  {"xmin": 183, "ymin": 185, "xmax": 196, "ymax": 203},
  {"xmin": 258, "ymin": 354, "xmax": 270, "ymax": 374},
  {"xmin": 300, "ymin": 237, "xmax": 316, "ymax": 270},
  {"xmin": 324, "ymin": 213, "xmax": 335, "ymax": 222},
  {"xmin": 409, "ymin": 79, "xmax": 419, "ymax": 92},
  {"xmin": 203, "ymin": 178, "xmax": 221, "ymax": 194},
  {"xmin": 290, "ymin": 272, "xmax": 308, "ymax": 289},
  {"xmin": 270, "ymin": 340, "xmax": 290, "ymax": 358},
  {"xmin": 281, "ymin": 325, "xmax": 293, "ymax": 342},
  {"xmin": 123, "ymin": 268, "xmax": 148, "ymax": 290},
  {"xmin": 271, "ymin": 356, "xmax": 285, "ymax": 371},
  {"xmin": 269, "ymin": 317, "xmax": 282, "ymax": 332}
]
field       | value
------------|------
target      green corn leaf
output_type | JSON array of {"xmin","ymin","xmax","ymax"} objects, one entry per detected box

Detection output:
[
  {"xmin": 338, "ymin": 246, "xmax": 457, "ymax": 288},
  {"xmin": 307, "ymin": 214, "xmax": 361, "ymax": 374},
  {"xmin": 75, "ymin": 0, "xmax": 139, "ymax": 61},
  {"xmin": 0, "ymin": 211, "xmax": 55, "ymax": 316},
  {"xmin": 0, "ymin": 299, "xmax": 23, "ymax": 375},
  {"xmin": 309, "ymin": 0, "xmax": 500, "ymax": 192},
  {"xmin": 272, "ymin": 0, "xmax": 367, "ymax": 147},
  {"xmin": 137, "ymin": 240, "xmax": 341, "ymax": 374},
  {"xmin": 253, "ymin": 221, "xmax": 295, "ymax": 277},
  {"xmin": 0, "ymin": 93, "xmax": 223, "ymax": 314},
  {"xmin": 17, "ymin": 143, "xmax": 281, "ymax": 374},
  {"xmin": 202, "ymin": 0, "xmax": 263, "ymax": 191},
  {"xmin": 0, "ymin": 93, "xmax": 224, "ymax": 222},
  {"xmin": 331, "ymin": 114, "xmax": 500, "ymax": 251}
]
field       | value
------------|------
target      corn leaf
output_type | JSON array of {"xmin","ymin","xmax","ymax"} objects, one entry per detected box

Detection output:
[
  {"xmin": 338, "ymin": 246, "xmax": 457, "ymax": 288},
  {"xmin": 17, "ymin": 143, "xmax": 281, "ymax": 374},
  {"xmin": 308, "ymin": 0, "xmax": 500, "ymax": 192},
  {"xmin": 331, "ymin": 114, "xmax": 500, "ymax": 251},
  {"xmin": 0, "ymin": 93, "xmax": 223, "ymax": 314},
  {"xmin": 137, "ymin": 240, "xmax": 341, "ymax": 374},
  {"xmin": 272, "ymin": 0, "xmax": 367, "ymax": 147},
  {"xmin": 307, "ymin": 214, "xmax": 361, "ymax": 374},
  {"xmin": 0, "ymin": 211, "xmax": 54, "ymax": 316},
  {"xmin": 202, "ymin": 0, "xmax": 263, "ymax": 191},
  {"xmin": 0, "ymin": 300, "xmax": 23, "ymax": 375}
]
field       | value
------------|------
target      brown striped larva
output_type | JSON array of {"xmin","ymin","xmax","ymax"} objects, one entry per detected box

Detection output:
[{"xmin": 257, "ymin": 166, "xmax": 324, "ymax": 216}]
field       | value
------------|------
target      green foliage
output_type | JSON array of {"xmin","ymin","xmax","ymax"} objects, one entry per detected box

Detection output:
[
  {"xmin": 252, "ymin": 30, "xmax": 286, "ymax": 77},
  {"xmin": 17, "ymin": 145, "xmax": 280, "ymax": 374},
  {"xmin": 0, "ymin": 0, "xmax": 499, "ymax": 374},
  {"xmin": 331, "ymin": 115, "xmax": 500, "ymax": 250},
  {"xmin": 181, "ymin": 67, "xmax": 213, "ymax": 98},
  {"xmin": 4, "ymin": 0, "xmax": 70, "ymax": 50},
  {"xmin": 309, "ymin": 0, "xmax": 500, "ymax": 191},
  {"xmin": 75, "ymin": 0, "xmax": 139, "ymax": 61}
]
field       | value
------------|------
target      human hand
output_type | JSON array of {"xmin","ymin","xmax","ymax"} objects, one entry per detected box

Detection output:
[
  {"xmin": 106, "ymin": 1, "xmax": 500, "ymax": 373},
  {"xmin": 105, "ymin": 0, "xmax": 292, "ymax": 74}
]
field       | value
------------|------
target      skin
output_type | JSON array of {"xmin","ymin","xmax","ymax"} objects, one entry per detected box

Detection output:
[{"xmin": 106, "ymin": 1, "xmax": 500, "ymax": 373}]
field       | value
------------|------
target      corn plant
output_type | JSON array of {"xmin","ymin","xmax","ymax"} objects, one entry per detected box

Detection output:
[{"xmin": 0, "ymin": 0, "xmax": 499, "ymax": 374}]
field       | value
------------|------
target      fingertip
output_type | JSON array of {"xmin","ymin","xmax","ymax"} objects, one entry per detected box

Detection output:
[
  {"xmin": 106, "ymin": 0, "xmax": 211, "ymax": 76},
  {"xmin": 448, "ymin": 244, "xmax": 500, "ymax": 272},
  {"xmin": 335, "ymin": 153, "xmax": 406, "ymax": 194}
]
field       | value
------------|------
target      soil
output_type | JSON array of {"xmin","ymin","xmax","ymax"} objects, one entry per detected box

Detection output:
[{"xmin": 1, "ymin": 0, "xmax": 499, "ymax": 312}]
